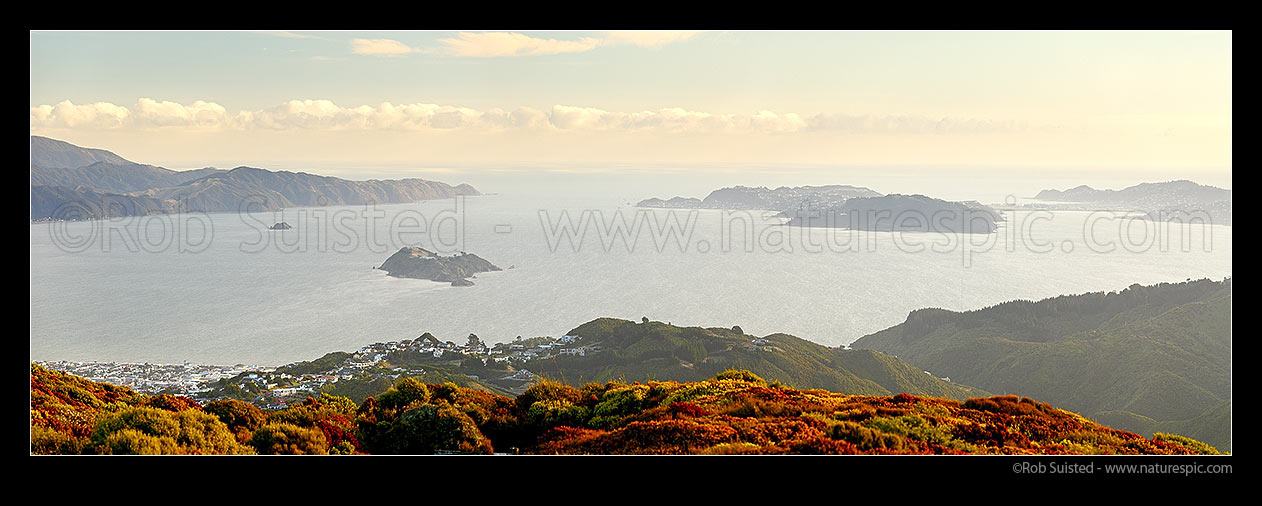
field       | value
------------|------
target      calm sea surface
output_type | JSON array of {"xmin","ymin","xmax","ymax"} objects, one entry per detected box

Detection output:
[{"xmin": 29, "ymin": 192, "xmax": 1232, "ymax": 365}]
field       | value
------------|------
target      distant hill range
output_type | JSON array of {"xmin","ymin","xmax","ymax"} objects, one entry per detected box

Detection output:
[
  {"xmin": 638, "ymin": 185, "xmax": 1002, "ymax": 233},
  {"xmin": 1031, "ymin": 180, "xmax": 1231, "ymax": 225},
  {"xmin": 32, "ymin": 163, "xmax": 226, "ymax": 195},
  {"xmin": 30, "ymin": 135, "xmax": 132, "ymax": 168},
  {"xmin": 31, "ymin": 136, "xmax": 227, "ymax": 194},
  {"xmin": 851, "ymin": 277, "xmax": 1232, "ymax": 451},
  {"xmin": 31, "ymin": 185, "xmax": 167, "ymax": 221},
  {"xmin": 29, "ymin": 136, "xmax": 479, "ymax": 220},
  {"xmin": 640, "ymin": 185, "xmax": 881, "ymax": 211},
  {"xmin": 523, "ymin": 318, "xmax": 989, "ymax": 401}
]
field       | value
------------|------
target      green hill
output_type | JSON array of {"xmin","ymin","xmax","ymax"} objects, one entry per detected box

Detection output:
[
  {"xmin": 851, "ymin": 278, "xmax": 1231, "ymax": 451},
  {"xmin": 522, "ymin": 318, "xmax": 987, "ymax": 400},
  {"xmin": 1092, "ymin": 401, "xmax": 1231, "ymax": 452}
]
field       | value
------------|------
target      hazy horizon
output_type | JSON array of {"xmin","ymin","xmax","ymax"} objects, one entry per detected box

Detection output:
[
  {"xmin": 27, "ymin": 135, "xmax": 1235, "ymax": 204},
  {"xmin": 31, "ymin": 30, "xmax": 1231, "ymax": 189}
]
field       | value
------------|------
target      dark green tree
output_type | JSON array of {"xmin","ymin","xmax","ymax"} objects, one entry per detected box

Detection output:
[
  {"xmin": 383, "ymin": 403, "xmax": 492, "ymax": 454},
  {"xmin": 377, "ymin": 377, "xmax": 431, "ymax": 411},
  {"xmin": 204, "ymin": 399, "xmax": 266, "ymax": 443}
]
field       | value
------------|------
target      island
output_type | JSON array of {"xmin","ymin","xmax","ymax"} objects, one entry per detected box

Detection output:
[
  {"xmin": 269, "ymin": 222, "xmax": 292, "ymax": 230},
  {"xmin": 638, "ymin": 185, "xmax": 1002, "ymax": 233},
  {"xmin": 637, "ymin": 196, "xmax": 703, "ymax": 208},
  {"xmin": 783, "ymin": 194, "xmax": 1002, "ymax": 233},
  {"xmin": 1028, "ymin": 180, "xmax": 1231, "ymax": 226},
  {"xmin": 378, "ymin": 247, "xmax": 501, "ymax": 286}
]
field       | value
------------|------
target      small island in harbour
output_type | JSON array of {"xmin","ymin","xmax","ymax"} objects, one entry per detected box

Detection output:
[{"xmin": 378, "ymin": 247, "xmax": 501, "ymax": 286}]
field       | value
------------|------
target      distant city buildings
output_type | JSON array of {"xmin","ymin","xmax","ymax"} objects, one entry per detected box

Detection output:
[
  {"xmin": 35, "ymin": 360, "xmax": 268, "ymax": 397},
  {"xmin": 37, "ymin": 332, "xmax": 601, "ymax": 408}
]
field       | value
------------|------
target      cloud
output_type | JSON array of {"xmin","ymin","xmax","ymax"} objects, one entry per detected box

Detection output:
[
  {"xmin": 432, "ymin": 31, "xmax": 703, "ymax": 58},
  {"xmin": 30, "ymin": 100, "xmax": 131, "ymax": 129},
  {"xmin": 603, "ymin": 31, "xmax": 703, "ymax": 48},
  {"xmin": 347, "ymin": 31, "xmax": 704, "ymax": 59},
  {"xmin": 30, "ymin": 99, "xmax": 241, "ymax": 131},
  {"xmin": 547, "ymin": 105, "xmax": 741, "ymax": 133},
  {"xmin": 31, "ymin": 98, "xmax": 1027, "ymax": 136},
  {"xmin": 435, "ymin": 32, "xmax": 603, "ymax": 58},
  {"xmin": 805, "ymin": 113, "xmax": 1027, "ymax": 134},
  {"xmin": 247, "ymin": 31, "xmax": 326, "ymax": 40},
  {"xmin": 133, "ymin": 98, "xmax": 231, "ymax": 128},
  {"xmin": 251, "ymin": 99, "xmax": 356, "ymax": 129},
  {"xmin": 351, "ymin": 38, "xmax": 416, "ymax": 56},
  {"xmin": 752, "ymin": 110, "xmax": 808, "ymax": 133},
  {"xmin": 546, "ymin": 106, "xmax": 810, "ymax": 134}
]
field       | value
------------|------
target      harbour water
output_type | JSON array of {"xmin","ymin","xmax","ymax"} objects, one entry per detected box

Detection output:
[{"xmin": 29, "ymin": 191, "xmax": 1232, "ymax": 366}]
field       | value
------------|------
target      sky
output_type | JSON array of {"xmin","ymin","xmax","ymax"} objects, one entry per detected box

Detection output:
[{"xmin": 29, "ymin": 30, "xmax": 1232, "ymax": 194}]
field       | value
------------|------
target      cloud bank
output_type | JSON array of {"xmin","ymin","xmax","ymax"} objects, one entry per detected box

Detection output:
[
  {"xmin": 355, "ymin": 31, "xmax": 706, "ymax": 58},
  {"xmin": 351, "ymin": 38, "xmax": 416, "ymax": 55},
  {"xmin": 435, "ymin": 32, "xmax": 604, "ymax": 57},
  {"xmin": 247, "ymin": 31, "xmax": 326, "ymax": 40},
  {"xmin": 31, "ymin": 99, "xmax": 1027, "ymax": 135}
]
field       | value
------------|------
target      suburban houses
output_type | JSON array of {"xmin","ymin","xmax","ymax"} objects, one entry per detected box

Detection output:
[{"xmin": 40, "ymin": 331, "xmax": 603, "ymax": 409}]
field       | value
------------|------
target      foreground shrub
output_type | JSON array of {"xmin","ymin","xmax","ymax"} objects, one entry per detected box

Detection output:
[
  {"xmin": 93, "ymin": 406, "xmax": 252, "ymax": 455},
  {"xmin": 30, "ymin": 425, "xmax": 89, "ymax": 455},
  {"xmin": 383, "ymin": 403, "xmax": 492, "ymax": 454},
  {"xmin": 1153, "ymin": 432, "xmax": 1221, "ymax": 455},
  {"xmin": 714, "ymin": 370, "xmax": 767, "ymax": 386},
  {"xmin": 102, "ymin": 428, "xmax": 182, "ymax": 455},
  {"xmin": 33, "ymin": 363, "xmax": 1223, "ymax": 456},
  {"xmin": 526, "ymin": 399, "xmax": 590, "ymax": 429},
  {"xmin": 144, "ymin": 394, "xmax": 202, "ymax": 412},
  {"xmin": 376, "ymin": 377, "xmax": 431, "ymax": 412},
  {"xmin": 786, "ymin": 437, "xmax": 860, "ymax": 455},
  {"xmin": 516, "ymin": 379, "xmax": 582, "ymax": 411},
  {"xmin": 825, "ymin": 419, "xmax": 909, "ymax": 451},
  {"xmin": 204, "ymin": 399, "xmax": 266, "ymax": 443},
  {"xmin": 699, "ymin": 442, "xmax": 761, "ymax": 455},
  {"xmin": 964, "ymin": 395, "xmax": 1061, "ymax": 417},
  {"xmin": 865, "ymin": 415, "xmax": 966, "ymax": 450},
  {"xmin": 598, "ymin": 419, "xmax": 738, "ymax": 454},
  {"xmin": 588, "ymin": 385, "xmax": 649, "ymax": 428},
  {"xmin": 250, "ymin": 422, "xmax": 329, "ymax": 455}
]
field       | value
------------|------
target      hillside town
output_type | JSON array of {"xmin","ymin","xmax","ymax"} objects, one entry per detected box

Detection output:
[
  {"xmin": 37, "ymin": 331, "xmax": 603, "ymax": 409},
  {"xmin": 34, "ymin": 360, "xmax": 267, "ymax": 397}
]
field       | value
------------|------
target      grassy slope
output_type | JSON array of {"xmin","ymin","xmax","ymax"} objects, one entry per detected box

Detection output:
[
  {"xmin": 851, "ymin": 279, "xmax": 1231, "ymax": 450},
  {"xmin": 527, "ymin": 378, "xmax": 1221, "ymax": 455},
  {"xmin": 523, "ymin": 318, "xmax": 987, "ymax": 400},
  {"xmin": 320, "ymin": 360, "xmax": 515, "ymax": 402},
  {"xmin": 1093, "ymin": 401, "xmax": 1232, "ymax": 453}
]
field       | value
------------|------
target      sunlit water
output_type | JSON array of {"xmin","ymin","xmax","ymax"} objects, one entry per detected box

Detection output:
[{"xmin": 30, "ymin": 192, "xmax": 1231, "ymax": 365}]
